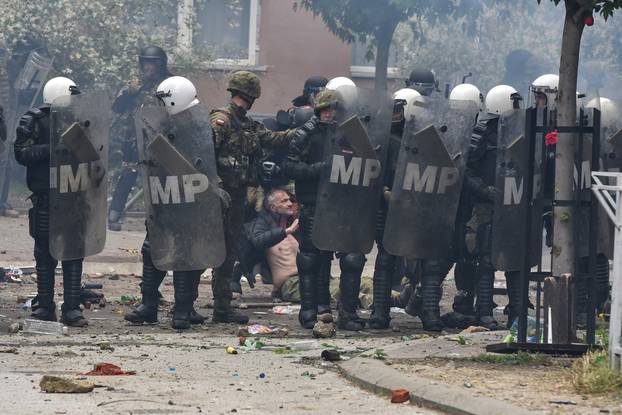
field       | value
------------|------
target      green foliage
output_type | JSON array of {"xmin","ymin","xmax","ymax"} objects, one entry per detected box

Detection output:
[
  {"xmin": 568, "ymin": 349, "xmax": 622, "ymax": 394},
  {"xmin": 0, "ymin": 0, "xmax": 211, "ymax": 91},
  {"xmin": 473, "ymin": 352, "xmax": 552, "ymax": 366},
  {"xmin": 541, "ymin": 0, "xmax": 622, "ymax": 20}
]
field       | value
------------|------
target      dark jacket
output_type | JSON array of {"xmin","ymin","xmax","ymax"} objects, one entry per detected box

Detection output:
[
  {"xmin": 281, "ymin": 123, "xmax": 329, "ymax": 206},
  {"xmin": 236, "ymin": 209, "xmax": 294, "ymax": 275},
  {"xmin": 14, "ymin": 105, "xmax": 51, "ymax": 193}
]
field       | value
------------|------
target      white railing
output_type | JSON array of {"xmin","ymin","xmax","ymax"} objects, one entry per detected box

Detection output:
[{"xmin": 592, "ymin": 171, "xmax": 622, "ymax": 372}]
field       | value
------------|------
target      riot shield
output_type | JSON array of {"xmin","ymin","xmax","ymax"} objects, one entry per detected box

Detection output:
[
  {"xmin": 311, "ymin": 88, "xmax": 392, "ymax": 253},
  {"xmin": 8, "ymin": 50, "xmax": 54, "ymax": 143},
  {"xmin": 491, "ymin": 108, "xmax": 544, "ymax": 270},
  {"xmin": 49, "ymin": 91, "xmax": 110, "ymax": 260},
  {"xmin": 135, "ymin": 104, "xmax": 225, "ymax": 271},
  {"xmin": 383, "ymin": 98, "xmax": 478, "ymax": 258}
]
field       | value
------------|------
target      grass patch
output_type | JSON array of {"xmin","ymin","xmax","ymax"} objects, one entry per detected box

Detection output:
[
  {"xmin": 568, "ymin": 349, "xmax": 622, "ymax": 394},
  {"xmin": 472, "ymin": 351, "xmax": 551, "ymax": 366}
]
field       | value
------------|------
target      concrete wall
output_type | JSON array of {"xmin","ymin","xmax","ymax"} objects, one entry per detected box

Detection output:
[{"xmin": 194, "ymin": 0, "xmax": 402, "ymax": 116}]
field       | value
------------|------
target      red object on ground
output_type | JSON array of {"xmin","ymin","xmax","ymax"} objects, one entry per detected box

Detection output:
[
  {"xmin": 584, "ymin": 16, "xmax": 594, "ymax": 26},
  {"xmin": 545, "ymin": 130, "xmax": 558, "ymax": 146},
  {"xmin": 390, "ymin": 388, "xmax": 410, "ymax": 403},
  {"xmin": 85, "ymin": 363, "xmax": 135, "ymax": 376}
]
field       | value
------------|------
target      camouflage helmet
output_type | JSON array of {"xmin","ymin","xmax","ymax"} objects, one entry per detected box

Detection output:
[
  {"xmin": 227, "ymin": 71, "xmax": 261, "ymax": 99},
  {"xmin": 313, "ymin": 89, "xmax": 339, "ymax": 112}
]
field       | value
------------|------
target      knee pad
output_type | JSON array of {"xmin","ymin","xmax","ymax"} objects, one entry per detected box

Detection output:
[
  {"xmin": 339, "ymin": 253, "xmax": 365, "ymax": 273},
  {"xmin": 297, "ymin": 251, "xmax": 319, "ymax": 273}
]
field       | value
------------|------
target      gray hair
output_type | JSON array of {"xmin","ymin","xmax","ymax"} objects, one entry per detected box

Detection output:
[{"xmin": 266, "ymin": 188, "xmax": 288, "ymax": 210}]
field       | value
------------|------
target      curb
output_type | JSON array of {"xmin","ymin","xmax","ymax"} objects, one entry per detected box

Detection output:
[{"xmin": 338, "ymin": 357, "xmax": 540, "ymax": 415}]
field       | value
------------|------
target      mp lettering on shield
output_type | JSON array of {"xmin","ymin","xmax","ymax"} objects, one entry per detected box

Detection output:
[
  {"xmin": 402, "ymin": 164, "xmax": 459, "ymax": 194},
  {"xmin": 502, "ymin": 173, "xmax": 541, "ymax": 205},
  {"xmin": 329, "ymin": 155, "xmax": 381, "ymax": 187},
  {"xmin": 49, "ymin": 163, "xmax": 100, "ymax": 193},
  {"xmin": 149, "ymin": 173, "xmax": 209, "ymax": 205}
]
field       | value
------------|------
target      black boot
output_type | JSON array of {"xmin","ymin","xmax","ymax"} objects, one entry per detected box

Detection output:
[
  {"xmin": 108, "ymin": 209, "xmax": 123, "ymax": 232},
  {"xmin": 172, "ymin": 272, "xmax": 194, "ymax": 330},
  {"xmin": 31, "ymin": 198, "xmax": 57, "ymax": 322},
  {"xmin": 405, "ymin": 285, "xmax": 423, "ymax": 318},
  {"xmin": 31, "ymin": 255, "xmax": 57, "ymax": 322},
  {"xmin": 189, "ymin": 271, "xmax": 205, "ymax": 324},
  {"xmin": 368, "ymin": 246, "xmax": 394, "ymax": 329},
  {"xmin": 297, "ymin": 251, "xmax": 319, "ymax": 329},
  {"xmin": 316, "ymin": 253, "xmax": 332, "ymax": 316},
  {"xmin": 212, "ymin": 297, "xmax": 249, "ymax": 324},
  {"xmin": 419, "ymin": 260, "xmax": 446, "ymax": 332},
  {"xmin": 337, "ymin": 254, "xmax": 365, "ymax": 331},
  {"xmin": 60, "ymin": 260, "xmax": 88, "ymax": 327},
  {"xmin": 475, "ymin": 262, "xmax": 501, "ymax": 330},
  {"xmin": 125, "ymin": 240, "xmax": 166, "ymax": 324},
  {"xmin": 505, "ymin": 271, "xmax": 521, "ymax": 329}
]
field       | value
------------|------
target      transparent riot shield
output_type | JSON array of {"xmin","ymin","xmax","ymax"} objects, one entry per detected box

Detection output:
[
  {"xmin": 491, "ymin": 108, "xmax": 544, "ymax": 270},
  {"xmin": 49, "ymin": 91, "xmax": 110, "ymax": 260},
  {"xmin": 311, "ymin": 88, "xmax": 393, "ymax": 253},
  {"xmin": 135, "ymin": 104, "xmax": 225, "ymax": 271},
  {"xmin": 383, "ymin": 99, "xmax": 478, "ymax": 258}
]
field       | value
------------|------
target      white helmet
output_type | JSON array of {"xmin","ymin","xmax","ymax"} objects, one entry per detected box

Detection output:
[
  {"xmin": 393, "ymin": 88, "xmax": 424, "ymax": 121},
  {"xmin": 586, "ymin": 97, "xmax": 620, "ymax": 126},
  {"xmin": 326, "ymin": 77, "xmax": 356, "ymax": 90},
  {"xmin": 530, "ymin": 74, "xmax": 559, "ymax": 109},
  {"xmin": 43, "ymin": 77, "xmax": 78, "ymax": 105},
  {"xmin": 156, "ymin": 76, "xmax": 200, "ymax": 116},
  {"xmin": 485, "ymin": 85, "xmax": 521, "ymax": 116},
  {"xmin": 450, "ymin": 83, "xmax": 484, "ymax": 112}
]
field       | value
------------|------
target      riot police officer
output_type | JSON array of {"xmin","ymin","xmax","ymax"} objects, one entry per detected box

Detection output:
[
  {"xmin": 126, "ymin": 76, "xmax": 222, "ymax": 329},
  {"xmin": 108, "ymin": 46, "xmax": 171, "ymax": 231},
  {"xmin": 466, "ymin": 84, "xmax": 522, "ymax": 330},
  {"xmin": 368, "ymin": 88, "xmax": 422, "ymax": 329},
  {"xmin": 441, "ymin": 83, "xmax": 485, "ymax": 329},
  {"xmin": 283, "ymin": 87, "xmax": 368, "ymax": 331},
  {"xmin": 405, "ymin": 67, "xmax": 437, "ymax": 97},
  {"xmin": 13, "ymin": 77, "xmax": 88, "ymax": 326},
  {"xmin": 210, "ymin": 71, "xmax": 311, "ymax": 324}
]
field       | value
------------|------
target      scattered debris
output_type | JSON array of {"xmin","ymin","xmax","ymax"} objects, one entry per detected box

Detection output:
[
  {"xmin": 292, "ymin": 340, "xmax": 320, "ymax": 350},
  {"xmin": 238, "ymin": 324, "xmax": 288, "ymax": 337},
  {"xmin": 549, "ymin": 400, "xmax": 577, "ymax": 405},
  {"xmin": 390, "ymin": 389, "xmax": 410, "ymax": 403},
  {"xmin": 463, "ymin": 382, "xmax": 473, "ymax": 388},
  {"xmin": 40, "ymin": 375, "xmax": 94, "ymax": 393},
  {"xmin": 98, "ymin": 341, "xmax": 114, "ymax": 351},
  {"xmin": 312, "ymin": 321, "xmax": 336, "ymax": 338},
  {"xmin": 321, "ymin": 350, "xmax": 341, "ymax": 362},
  {"xmin": 85, "ymin": 363, "xmax": 135, "ymax": 376},
  {"xmin": 23, "ymin": 319, "xmax": 67, "ymax": 335},
  {"xmin": 226, "ymin": 346, "xmax": 238, "ymax": 355},
  {"xmin": 0, "ymin": 348, "xmax": 18, "ymax": 354},
  {"xmin": 460, "ymin": 326, "xmax": 489, "ymax": 334},
  {"xmin": 8, "ymin": 322, "xmax": 20, "ymax": 333},
  {"xmin": 119, "ymin": 295, "xmax": 140, "ymax": 306},
  {"xmin": 271, "ymin": 305, "xmax": 300, "ymax": 315}
]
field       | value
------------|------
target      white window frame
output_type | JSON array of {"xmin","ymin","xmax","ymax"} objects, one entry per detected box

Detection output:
[
  {"xmin": 177, "ymin": 0, "xmax": 260, "ymax": 67},
  {"xmin": 350, "ymin": 65, "xmax": 401, "ymax": 79}
]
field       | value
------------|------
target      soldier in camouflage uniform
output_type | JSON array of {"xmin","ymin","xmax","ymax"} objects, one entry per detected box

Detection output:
[
  {"xmin": 108, "ymin": 46, "xmax": 171, "ymax": 231},
  {"xmin": 210, "ymin": 71, "xmax": 314, "ymax": 323}
]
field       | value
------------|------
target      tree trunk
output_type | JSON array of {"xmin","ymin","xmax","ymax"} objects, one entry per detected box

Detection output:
[
  {"xmin": 373, "ymin": 19, "xmax": 398, "ymax": 92},
  {"xmin": 552, "ymin": 0, "xmax": 585, "ymax": 276}
]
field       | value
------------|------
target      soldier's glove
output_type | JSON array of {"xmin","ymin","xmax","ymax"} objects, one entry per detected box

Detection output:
[
  {"xmin": 261, "ymin": 161, "xmax": 281, "ymax": 181},
  {"xmin": 216, "ymin": 187, "xmax": 232, "ymax": 210}
]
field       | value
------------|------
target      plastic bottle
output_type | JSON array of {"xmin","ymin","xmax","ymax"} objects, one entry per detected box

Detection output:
[{"xmin": 22, "ymin": 319, "xmax": 68, "ymax": 335}]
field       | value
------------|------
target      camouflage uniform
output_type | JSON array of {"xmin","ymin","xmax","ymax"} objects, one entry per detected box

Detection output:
[{"xmin": 210, "ymin": 71, "xmax": 303, "ymax": 320}]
